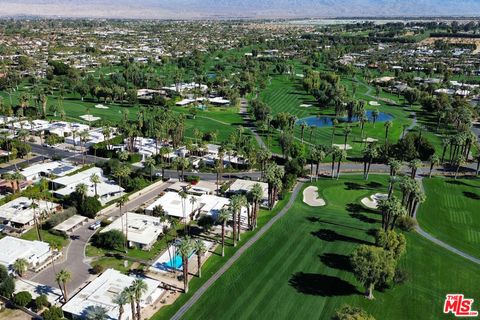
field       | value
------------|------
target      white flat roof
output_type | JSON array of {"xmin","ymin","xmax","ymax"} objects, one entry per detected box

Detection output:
[
  {"xmin": 101, "ymin": 212, "xmax": 163, "ymax": 246},
  {"xmin": 229, "ymin": 179, "xmax": 268, "ymax": 199},
  {"xmin": 0, "ymin": 197, "xmax": 57, "ymax": 225},
  {"xmin": 146, "ymin": 192, "xmax": 195, "ymax": 219},
  {"xmin": 62, "ymin": 269, "xmax": 160, "ymax": 320},
  {"xmin": 21, "ymin": 161, "xmax": 79, "ymax": 179},
  {"xmin": 0, "ymin": 236, "xmax": 51, "ymax": 268},
  {"xmin": 54, "ymin": 215, "xmax": 88, "ymax": 232},
  {"xmin": 15, "ymin": 278, "xmax": 62, "ymax": 304}
]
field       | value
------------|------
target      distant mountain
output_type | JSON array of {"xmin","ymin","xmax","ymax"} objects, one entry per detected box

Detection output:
[{"xmin": 0, "ymin": 0, "xmax": 479, "ymax": 19}]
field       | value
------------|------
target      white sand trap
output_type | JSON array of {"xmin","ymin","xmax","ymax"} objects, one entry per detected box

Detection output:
[
  {"xmin": 369, "ymin": 101, "xmax": 380, "ymax": 106},
  {"xmin": 332, "ymin": 144, "xmax": 352, "ymax": 150},
  {"xmin": 361, "ymin": 193, "xmax": 388, "ymax": 209},
  {"xmin": 300, "ymin": 104, "xmax": 312, "ymax": 108},
  {"xmin": 95, "ymin": 104, "xmax": 109, "ymax": 109},
  {"xmin": 80, "ymin": 114, "xmax": 101, "ymax": 122},
  {"xmin": 303, "ymin": 186, "xmax": 326, "ymax": 207},
  {"xmin": 362, "ymin": 137, "xmax": 378, "ymax": 143}
]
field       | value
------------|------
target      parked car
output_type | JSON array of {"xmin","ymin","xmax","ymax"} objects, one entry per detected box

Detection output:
[{"xmin": 89, "ymin": 221, "xmax": 101, "ymax": 230}]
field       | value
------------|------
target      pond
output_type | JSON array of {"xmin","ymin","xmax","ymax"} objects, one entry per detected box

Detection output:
[{"xmin": 297, "ymin": 110, "xmax": 393, "ymax": 128}]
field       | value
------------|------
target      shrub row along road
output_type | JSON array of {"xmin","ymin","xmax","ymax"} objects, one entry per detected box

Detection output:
[{"xmin": 171, "ymin": 182, "xmax": 304, "ymax": 320}]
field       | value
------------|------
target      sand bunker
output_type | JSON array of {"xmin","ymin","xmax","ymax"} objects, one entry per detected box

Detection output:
[
  {"xmin": 369, "ymin": 101, "xmax": 380, "ymax": 106},
  {"xmin": 95, "ymin": 104, "xmax": 109, "ymax": 109},
  {"xmin": 299, "ymin": 104, "xmax": 312, "ymax": 108},
  {"xmin": 362, "ymin": 137, "xmax": 378, "ymax": 143},
  {"xmin": 303, "ymin": 186, "xmax": 326, "ymax": 207},
  {"xmin": 80, "ymin": 114, "xmax": 101, "ymax": 122},
  {"xmin": 332, "ymin": 144, "xmax": 352, "ymax": 150},
  {"xmin": 361, "ymin": 193, "xmax": 388, "ymax": 209}
]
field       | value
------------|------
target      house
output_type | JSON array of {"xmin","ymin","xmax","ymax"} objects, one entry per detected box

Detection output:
[
  {"xmin": 51, "ymin": 167, "xmax": 124, "ymax": 205},
  {"xmin": 146, "ymin": 192, "xmax": 246, "ymax": 223},
  {"xmin": 20, "ymin": 161, "xmax": 80, "ymax": 181},
  {"xmin": 0, "ymin": 236, "xmax": 52, "ymax": 273},
  {"xmin": 0, "ymin": 197, "xmax": 59, "ymax": 229},
  {"xmin": 101, "ymin": 212, "xmax": 166, "ymax": 250},
  {"xmin": 228, "ymin": 179, "xmax": 270, "ymax": 207},
  {"xmin": 62, "ymin": 268, "xmax": 162, "ymax": 320}
]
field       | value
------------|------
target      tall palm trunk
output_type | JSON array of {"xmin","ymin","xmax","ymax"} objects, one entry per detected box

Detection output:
[{"xmin": 221, "ymin": 222, "xmax": 226, "ymax": 257}]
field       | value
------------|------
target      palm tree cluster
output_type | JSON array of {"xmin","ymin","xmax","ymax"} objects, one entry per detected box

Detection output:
[{"xmin": 111, "ymin": 278, "xmax": 148, "ymax": 320}]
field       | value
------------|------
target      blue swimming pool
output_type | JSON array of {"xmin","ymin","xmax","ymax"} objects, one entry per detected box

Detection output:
[
  {"xmin": 164, "ymin": 255, "xmax": 183, "ymax": 269},
  {"xmin": 298, "ymin": 110, "xmax": 393, "ymax": 128}
]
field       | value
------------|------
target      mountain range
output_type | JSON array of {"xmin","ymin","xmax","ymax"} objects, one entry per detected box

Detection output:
[{"xmin": 0, "ymin": 0, "xmax": 479, "ymax": 19}]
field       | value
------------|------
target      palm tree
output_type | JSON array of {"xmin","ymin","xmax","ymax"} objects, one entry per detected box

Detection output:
[
  {"xmin": 79, "ymin": 130, "xmax": 89, "ymax": 165},
  {"xmin": 55, "ymin": 269, "xmax": 72, "ymax": 302},
  {"xmin": 12, "ymin": 258, "xmax": 28, "ymax": 277},
  {"xmin": 144, "ymin": 156, "xmax": 156, "ymax": 181},
  {"xmin": 114, "ymin": 164, "xmax": 131, "ymax": 189},
  {"xmin": 428, "ymin": 154, "xmax": 440, "ymax": 178},
  {"xmin": 362, "ymin": 144, "xmax": 378, "ymax": 180},
  {"xmin": 299, "ymin": 121, "xmax": 307, "ymax": 144},
  {"xmin": 194, "ymin": 240, "xmax": 207, "ymax": 278},
  {"xmin": 409, "ymin": 159, "xmax": 422, "ymax": 179},
  {"xmin": 131, "ymin": 279, "xmax": 148, "ymax": 320},
  {"xmin": 90, "ymin": 173, "xmax": 101, "ymax": 197},
  {"xmin": 384, "ymin": 120, "xmax": 393, "ymax": 147},
  {"xmin": 179, "ymin": 190, "xmax": 188, "ymax": 233},
  {"xmin": 117, "ymin": 194, "xmax": 130, "ymax": 250},
  {"xmin": 218, "ymin": 208, "xmax": 230, "ymax": 257},
  {"xmin": 372, "ymin": 109, "xmax": 379, "ymax": 127},
  {"xmin": 331, "ymin": 118, "xmax": 339, "ymax": 145},
  {"xmin": 86, "ymin": 306, "xmax": 108, "ymax": 320},
  {"xmin": 75, "ymin": 182, "xmax": 89, "ymax": 200},
  {"xmin": 112, "ymin": 290, "xmax": 129, "ymax": 320},
  {"xmin": 343, "ymin": 125, "xmax": 352, "ymax": 149},
  {"xmin": 123, "ymin": 287, "xmax": 136, "ymax": 320},
  {"xmin": 454, "ymin": 155, "xmax": 465, "ymax": 179},
  {"xmin": 336, "ymin": 150, "xmax": 347, "ymax": 180},
  {"xmin": 249, "ymin": 183, "xmax": 264, "ymax": 230},
  {"xmin": 177, "ymin": 237, "xmax": 194, "ymax": 293}
]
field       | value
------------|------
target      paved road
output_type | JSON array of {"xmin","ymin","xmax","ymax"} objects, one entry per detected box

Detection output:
[
  {"xmin": 30, "ymin": 222, "xmax": 96, "ymax": 295},
  {"xmin": 29, "ymin": 180, "xmax": 175, "ymax": 295},
  {"xmin": 29, "ymin": 143, "xmax": 108, "ymax": 165},
  {"xmin": 171, "ymin": 182, "xmax": 304, "ymax": 320}
]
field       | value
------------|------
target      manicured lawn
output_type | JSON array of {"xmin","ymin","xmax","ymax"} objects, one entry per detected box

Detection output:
[
  {"xmin": 417, "ymin": 177, "xmax": 480, "ymax": 259},
  {"xmin": 151, "ymin": 192, "xmax": 292, "ymax": 319},
  {"xmin": 21, "ymin": 228, "xmax": 69, "ymax": 249},
  {"xmin": 179, "ymin": 175, "xmax": 480, "ymax": 320}
]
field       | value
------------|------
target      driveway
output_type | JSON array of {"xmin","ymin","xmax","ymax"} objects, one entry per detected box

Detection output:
[{"xmin": 30, "ymin": 222, "xmax": 96, "ymax": 295}]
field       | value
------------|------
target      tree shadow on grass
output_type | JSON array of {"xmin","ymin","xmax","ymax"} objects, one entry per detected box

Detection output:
[
  {"xmin": 306, "ymin": 217, "xmax": 367, "ymax": 232},
  {"xmin": 346, "ymin": 203, "xmax": 379, "ymax": 215},
  {"xmin": 319, "ymin": 253, "xmax": 352, "ymax": 272},
  {"xmin": 463, "ymin": 191, "xmax": 480, "ymax": 200},
  {"xmin": 289, "ymin": 272, "xmax": 360, "ymax": 296},
  {"xmin": 311, "ymin": 229, "xmax": 371, "ymax": 245},
  {"xmin": 344, "ymin": 182, "xmax": 366, "ymax": 190},
  {"xmin": 446, "ymin": 180, "xmax": 480, "ymax": 188},
  {"xmin": 349, "ymin": 212, "xmax": 380, "ymax": 224}
]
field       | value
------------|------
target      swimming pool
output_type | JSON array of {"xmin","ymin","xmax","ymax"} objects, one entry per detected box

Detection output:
[{"xmin": 297, "ymin": 110, "xmax": 393, "ymax": 128}]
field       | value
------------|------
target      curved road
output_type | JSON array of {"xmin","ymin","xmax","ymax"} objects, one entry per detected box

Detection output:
[{"xmin": 171, "ymin": 182, "xmax": 304, "ymax": 320}]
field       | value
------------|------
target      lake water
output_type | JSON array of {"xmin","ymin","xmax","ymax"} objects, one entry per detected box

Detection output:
[{"xmin": 298, "ymin": 110, "xmax": 393, "ymax": 128}]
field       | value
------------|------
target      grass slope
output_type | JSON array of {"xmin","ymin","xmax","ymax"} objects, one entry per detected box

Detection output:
[
  {"xmin": 417, "ymin": 177, "xmax": 480, "ymax": 259},
  {"xmin": 181, "ymin": 175, "xmax": 480, "ymax": 320}
]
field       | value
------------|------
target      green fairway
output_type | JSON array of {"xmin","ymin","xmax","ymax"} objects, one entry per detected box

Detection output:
[
  {"xmin": 180, "ymin": 175, "xmax": 480, "ymax": 320},
  {"xmin": 417, "ymin": 177, "xmax": 480, "ymax": 259}
]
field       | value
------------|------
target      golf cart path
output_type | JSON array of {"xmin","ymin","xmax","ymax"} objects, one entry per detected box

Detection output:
[
  {"xmin": 171, "ymin": 182, "xmax": 304, "ymax": 320},
  {"xmin": 414, "ymin": 177, "xmax": 480, "ymax": 265}
]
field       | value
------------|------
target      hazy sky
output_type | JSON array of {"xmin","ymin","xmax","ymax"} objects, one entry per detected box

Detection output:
[{"xmin": 0, "ymin": 0, "xmax": 479, "ymax": 19}]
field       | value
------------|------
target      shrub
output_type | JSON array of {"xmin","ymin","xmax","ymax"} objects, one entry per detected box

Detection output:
[
  {"xmin": 91, "ymin": 264, "xmax": 105, "ymax": 275},
  {"xmin": 48, "ymin": 229, "xmax": 68, "ymax": 239},
  {"xmin": 185, "ymin": 175, "xmax": 200, "ymax": 183},
  {"xmin": 333, "ymin": 304, "xmax": 375, "ymax": 320},
  {"xmin": 43, "ymin": 306, "xmax": 64, "ymax": 320},
  {"xmin": 92, "ymin": 230, "xmax": 125, "ymax": 250},
  {"xmin": 35, "ymin": 294, "xmax": 50, "ymax": 311},
  {"xmin": 396, "ymin": 215, "xmax": 417, "ymax": 232},
  {"xmin": 13, "ymin": 291, "xmax": 32, "ymax": 307},
  {"xmin": 43, "ymin": 208, "xmax": 76, "ymax": 230}
]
